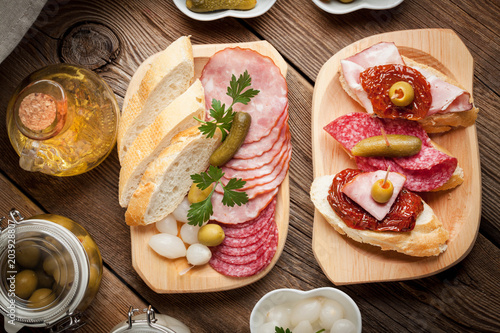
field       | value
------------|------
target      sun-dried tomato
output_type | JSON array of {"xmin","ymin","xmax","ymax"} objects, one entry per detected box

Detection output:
[
  {"xmin": 327, "ymin": 169, "xmax": 423, "ymax": 232},
  {"xmin": 360, "ymin": 64, "xmax": 432, "ymax": 121}
]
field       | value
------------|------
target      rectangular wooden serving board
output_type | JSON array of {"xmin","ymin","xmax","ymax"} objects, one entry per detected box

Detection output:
[
  {"xmin": 130, "ymin": 41, "xmax": 290, "ymax": 293},
  {"xmin": 311, "ymin": 29, "xmax": 481, "ymax": 285}
]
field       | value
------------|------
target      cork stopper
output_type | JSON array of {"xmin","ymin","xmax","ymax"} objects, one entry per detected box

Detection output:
[{"xmin": 18, "ymin": 92, "xmax": 57, "ymax": 131}]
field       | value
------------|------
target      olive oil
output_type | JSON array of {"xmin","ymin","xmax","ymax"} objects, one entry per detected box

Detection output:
[{"xmin": 6, "ymin": 64, "xmax": 119, "ymax": 176}]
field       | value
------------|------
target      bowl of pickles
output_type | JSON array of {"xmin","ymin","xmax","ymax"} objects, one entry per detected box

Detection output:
[{"xmin": 173, "ymin": 0, "xmax": 277, "ymax": 21}]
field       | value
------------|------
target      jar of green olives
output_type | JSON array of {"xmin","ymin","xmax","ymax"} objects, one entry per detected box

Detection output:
[{"xmin": 0, "ymin": 209, "xmax": 103, "ymax": 332}]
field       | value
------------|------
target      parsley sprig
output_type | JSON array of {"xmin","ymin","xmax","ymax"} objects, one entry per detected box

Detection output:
[
  {"xmin": 195, "ymin": 70, "xmax": 259, "ymax": 141},
  {"xmin": 187, "ymin": 165, "xmax": 248, "ymax": 226}
]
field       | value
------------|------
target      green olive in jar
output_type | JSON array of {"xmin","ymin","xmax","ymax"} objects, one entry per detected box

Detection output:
[
  {"xmin": 28, "ymin": 288, "xmax": 55, "ymax": 308},
  {"xmin": 36, "ymin": 269, "xmax": 55, "ymax": 289},
  {"xmin": 87, "ymin": 265, "xmax": 100, "ymax": 290},
  {"xmin": 43, "ymin": 256, "xmax": 58, "ymax": 276},
  {"xmin": 14, "ymin": 270, "xmax": 38, "ymax": 299},
  {"xmin": 16, "ymin": 241, "xmax": 41, "ymax": 269},
  {"xmin": 77, "ymin": 235, "xmax": 97, "ymax": 259}
]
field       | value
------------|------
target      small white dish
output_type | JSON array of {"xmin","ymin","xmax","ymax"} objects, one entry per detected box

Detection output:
[
  {"xmin": 250, "ymin": 287, "xmax": 362, "ymax": 332},
  {"xmin": 312, "ymin": 0, "xmax": 403, "ymax": 15},
  {"xmin": 173, "ymin": 0, "xmax": 277, "ymax": 21}
]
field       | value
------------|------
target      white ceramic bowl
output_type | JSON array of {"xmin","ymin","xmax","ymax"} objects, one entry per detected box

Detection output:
[
  {"xmin": 250, "ymin": 287, "xmax": 362, "ymax": 332},
  {"xmin": 312, "ymin": 0, "xmax": 403, "ymax": 14},
  {"xmin": 173, "ymin": 0, "xmax": 277, "ymax": 21}
]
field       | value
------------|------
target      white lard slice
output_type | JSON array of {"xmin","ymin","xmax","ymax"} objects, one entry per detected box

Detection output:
[{"xmin": 341, "ymin": 170, "xmax": 406, "ymax": 221}]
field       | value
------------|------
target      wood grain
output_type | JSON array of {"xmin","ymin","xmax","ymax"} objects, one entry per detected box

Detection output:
[
  {"xmin": 129, "ymin": 41, "xmax": 289, "ymax": 293},
  {"xmin": 0, "ymin": 0, "xmax": 498, "ymax": 332}
]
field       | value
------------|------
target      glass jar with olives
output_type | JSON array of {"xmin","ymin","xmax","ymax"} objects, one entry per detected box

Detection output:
[{"xmin": 0, "ymin": 209, "xmax": 103, "ymax": 333}]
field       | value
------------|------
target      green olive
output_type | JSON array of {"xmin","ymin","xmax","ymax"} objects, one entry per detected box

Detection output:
[
  {"xmin": 53, "ymin": 267, "xmax": 68, "ymax": 287},
  {"xmin": 36, "ymin": 269, "xmax": 55, "ymax": 289},
  {"xmin": 43, "ymin": 256, "xmax": 59, "ymax": 276},
  {"xmin": 188, "ymin": 183, "xmax": 214, "ymax": 204},
  {"xmin": 338, "ymin": 0, "xmax": 354, "ymax": 3},
  {"xmin": 186, "ymin": 0, "xmax": 256, "ymax": 12},
  {"xmin": 28, "ymin": 288, "xmax": 55, "ymax": 308},
  {"xmin": 371, "ymin": 179, "xmax": 394, "ymax": 204},
  {"xmin": 16, "ymin": 241, "xmax": 41, "ymax": 269},
  {"xmin": 389, "ymin": 81, "xmax": 415, "ymax": 107},
  {"xmin": 351, "ymin": 134, "xmax": 422, "ymax": 157},
  {"xmin": 87, "ymin": 265, "xmax": 100, "ymax": 291},
  {"xmin": 14, "ymin": 270, "xmax": 38, "ymax": 299},
  {"xmin": 77, "ymin": 235, "xmax": 97, "ymax": 259},
  {"xmin": 209, "ymin": 111, "xmax": 251, "ymax": 167},
  {"xmin": 198, "ymin": 224, "xmax": 225, "ymax": 247}
]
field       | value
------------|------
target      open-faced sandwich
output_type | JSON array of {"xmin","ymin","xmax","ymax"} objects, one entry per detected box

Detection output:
[
  {"xmin": 118, "ymin": 37, "xmax": 290, "ymax": 278},
  {"xmin": 339, "ymin": 42, "xmax": 479, "ymax": 133}
]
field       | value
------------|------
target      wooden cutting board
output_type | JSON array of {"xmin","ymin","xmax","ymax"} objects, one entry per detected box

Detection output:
[
  {"xmin": 130, "ymin": 41, "xmax": 289, "ymax": 293},
  {"xmin": 311, "ymin": 29, "xmax": 481, "ymax": 285}
]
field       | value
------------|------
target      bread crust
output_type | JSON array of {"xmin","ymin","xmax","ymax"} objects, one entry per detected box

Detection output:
[
  {"xmin": 338, "ymin": 54, "xmax": 478, "ymax": 133},
  {"xmin": 125, "ymin": 127, "xmax": 222, "ymax": 226},
  {"xmin": 118, "ymin": 79, "xmax": 205, "ymax": 207},
  {"xmin": 118, "ymin": 36, "xmax": 194, "ymax": 161},
  {"xmin": 310, "ymin": 175, "xmax": 449, "ymax": 257}
]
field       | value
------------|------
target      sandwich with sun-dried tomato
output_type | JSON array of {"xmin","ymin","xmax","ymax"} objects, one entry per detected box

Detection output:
[{"xmin": 339, "ymin": 42, "xmax": 478, "ymax": 133}]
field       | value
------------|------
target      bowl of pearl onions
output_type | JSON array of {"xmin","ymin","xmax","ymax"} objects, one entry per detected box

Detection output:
[{"xmin": 250, "ymin": 287, "xmax": 361, "ymax": 333}]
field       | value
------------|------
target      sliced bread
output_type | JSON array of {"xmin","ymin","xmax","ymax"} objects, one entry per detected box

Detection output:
[
  {"xmin": 118, "ymin": 36, "xmax": 194, "ymax": 161},
  {"xmin": 125, "ymin": 127, "xmax": 222, "ymax": 226},
  {"xmin": 118, "ymin": 79, "xmax": 205, "ymax": 207},
  {"xmin": 310, "ymin": 174, "xmax": 449, "ymax": 257}
]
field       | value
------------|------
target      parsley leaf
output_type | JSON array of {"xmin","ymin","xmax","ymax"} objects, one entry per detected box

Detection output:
[
  {"xmin": 197, "ymin": 70, "xmax": 259, "ymax": 141},
  {"xmin": 187, "ymin": 166, "xmax": 247, "ymax": 226},
  {"xmin": 275, "ymin": 327, "xmax": 291, "ymax": 333}
]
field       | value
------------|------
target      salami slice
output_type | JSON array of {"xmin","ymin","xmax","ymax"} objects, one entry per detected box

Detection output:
[
  {"xmin": 210, "ymin": 188, "xmax": 278, "ymax": 224},
  {"xmin": 218, "ymin": 198, "xmax": 276, "ymax": 237},
  {"xmin": 209, "ymin": 223, "xmax": 278, "ymax": 277},
  {"xmin": 324, "ymin": 112, "xmax": 458, "ymax": 191},
  {"xmin": 213, "ymin": 222, "xmax": 277, "ymax": 265},
  {"xmin": 200, "ymin": 47, "xmax": 288, "ymax": 144}
]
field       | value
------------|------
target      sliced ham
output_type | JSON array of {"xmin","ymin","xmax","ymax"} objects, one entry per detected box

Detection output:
[
  {"xmin": 225, "ymin": 127, "xmax": 290, "ymax": 171},
  {"xmin": 341, "ymin": 170, "xmax": 407, "ymax": 221},
  {"xmin": 222, "ymin": 139, "xmax": 290, "ymax": 181},
  {"xmin": 200, "ymin": 47, "xmax": 288, "ymax": 144},
  {"xmin": 210, "ymin": 188, "xmax": 278, "ymax": 224},
  {"xmin": 341, "ymin": 42, "xmax": 472, "ymax": 115},
  {"xmin": 232, "ymin": 107, "xmax": 288, "ymax": 160},
  {"xmin": 324, "ymin": 112, "xmax": 457, "ymax": 192}
]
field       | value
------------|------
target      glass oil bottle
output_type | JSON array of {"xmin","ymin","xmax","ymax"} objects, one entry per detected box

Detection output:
[{"xmin": 6, "ymin": 64, "xmax": 119, "ymax": 176}]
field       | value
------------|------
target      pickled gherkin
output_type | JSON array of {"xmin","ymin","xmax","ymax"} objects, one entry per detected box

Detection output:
[
  {"xmin": 186, "ymin": 0, "xmax": 257, "ymax": 12},
  {"xmin": 351, "ymin": 135, "xmax": 422, "ymax": 158}
]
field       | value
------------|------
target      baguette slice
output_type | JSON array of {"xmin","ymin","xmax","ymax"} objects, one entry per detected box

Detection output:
[
  {"xmin": 118, "ymin": 36, "xmax": 194, "ymax": 161},
  {"xmin": 118, "ymin": 79, "xmax": 205, "ymax": 207},
  {"xmin": 125, "ymin": 127, "xmax": 222, "ymax": 226},
  {"xmin": 310, "ymin": 174, "xmax": 449, "ymax": 257},
  {"xmin": 339, "ymin": 55, "xmax": 478, "ymax": 134}
]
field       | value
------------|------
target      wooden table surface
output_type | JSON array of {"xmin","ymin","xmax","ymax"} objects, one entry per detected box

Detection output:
[{"xmin": 0, "ymin": 0, "xmax": 498, "ymax": 332}]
